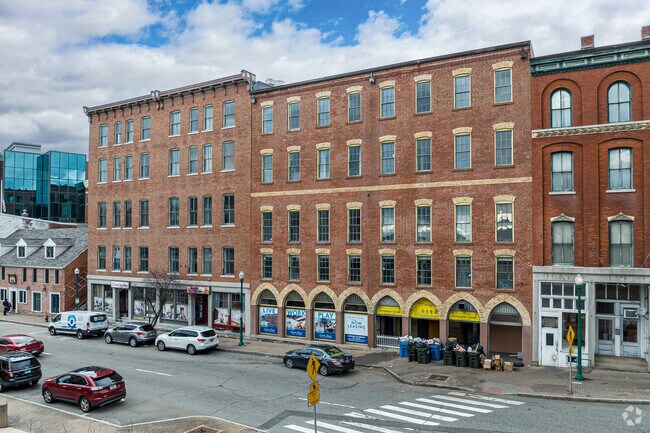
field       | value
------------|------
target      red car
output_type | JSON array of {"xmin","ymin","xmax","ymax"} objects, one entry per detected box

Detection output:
[
  {"xmin": 42, "ymin": 366, "xmax": 126, "ymax": 412},
  {"xmin": 0, "ymin": 334, "xmax": 44, "ymax": 356}
]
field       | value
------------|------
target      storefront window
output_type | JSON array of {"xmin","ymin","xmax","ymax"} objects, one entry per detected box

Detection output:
[
  {"xmin": 343, "ymin": 294, "xmax": 368, "ymax": 344},
  {"xmin": 162, "ymin": 290, "xmax": 188, "ymax": 321},
  {"xmin": 92, "ymin": 285, "xmax": 113, "ymax": 313},
  {"xmin": 259, "ymin": 290, "xmax": 278, "ymax": 335},
  {"xmin": 213, "ymin": 292, "xmax": 244, "ymax": 331},
  {"xmin": 314, "ymin": 293, "xmax": 336, "ymax": 341},
  {"xmin": 285, "ymin": 291, "xmax": 305, "ymax": 338},
  {"xmin": 561, "ymin": 312, "xmax": 585, "ymax": 348},
  {"xmin": 540, "ymin": 282, "xmax": 585, "ymax": 310},
  {"xmin": 132, "ymin": 287, "xmax": 155, "ymax": 318}
]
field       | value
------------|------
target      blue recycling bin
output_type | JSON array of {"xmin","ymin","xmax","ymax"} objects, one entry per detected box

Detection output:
[
  {"xmin": 429, "ymin": 344, "xmax": 442, "ymax": 361},
  {"xmin": 399, "ymin": 341, "xmax": 409, "ymax": 357}
]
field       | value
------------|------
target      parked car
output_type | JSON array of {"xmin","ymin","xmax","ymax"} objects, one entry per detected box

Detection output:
[
  {"xmin": 42, "ymin": 366, "xmax": 126, "ymax": 413},
  {"xmin": 0, "ymin": 334, "xmax": 44, "ymax": 355},
  {"xmin": 48, "ymin": 311, "xmax": 109, "ymax": 339},
  {"xmin": 0, "ymin": 351, "xmax": 42, "ymax": 392},
  {"xmin": 155, "ymin": 326, "xmax": 219, "ymax": 355},
  {"xmin": 104, "ymin": 323, "xmax": 157, "ymax": 347},
  {"xmin": 283, "ymin": 345, "xmax": 355, "ymax": 376}
]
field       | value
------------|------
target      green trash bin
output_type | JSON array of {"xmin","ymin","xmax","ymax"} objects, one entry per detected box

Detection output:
[
  {"xmin": 408, "ymin": 346, "xmax": 417, "ymax": 362},
  {"xmin": 455, "ymin": 351, "xmax": 468, "ymax": 367},
  {"xmin": 416, "ymin": 347, "xmax": 431, "ymax": 364},
  {"xmin": 443, "ymin": 349, "xmax": 456, "ymax": 366},
  {"xmin": 467, "ymin": 352, "xmax": 481, "ymax": 368}
]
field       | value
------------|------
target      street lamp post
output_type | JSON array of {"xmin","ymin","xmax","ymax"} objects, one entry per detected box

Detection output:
[
  {"xmin": 575, "ymin": 274, "xmax": 584, "ymax": 381},
  {"xmin": 238, "ymin": 271, "xmax": 244, "ymax": 346},
  {"xmin": 74, "ymin": 268, "xmax": 80, "ymax": 311}
]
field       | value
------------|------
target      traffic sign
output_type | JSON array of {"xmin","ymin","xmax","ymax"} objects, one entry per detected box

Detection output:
[
  {"xmin": 307, "ymin": 353, "xmax": 320, "ymax": 382},
  {"xmin": 307, "ymin": 389, "xmax": 320, "ymax": 406},
  {"xmin": 567, "ymin": 325, "xmax": 575, "ymax": 346},
  {"xmin": 310, "ymin": 381, "xmax": 319, "ymax": 393},
  {"xmin": 568, "ymin": 346, "xmax": 575, "ymax": 355}
]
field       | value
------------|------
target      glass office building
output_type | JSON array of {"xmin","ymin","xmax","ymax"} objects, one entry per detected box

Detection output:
[{"xmin": 3, "ymin": 144, "xmax": 86, "ymax": 223}]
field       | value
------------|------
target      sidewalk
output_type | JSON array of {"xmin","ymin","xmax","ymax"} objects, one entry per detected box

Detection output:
[{"xmin": 2, "ymin": 313, "xmax": 649, "ymax": 405}]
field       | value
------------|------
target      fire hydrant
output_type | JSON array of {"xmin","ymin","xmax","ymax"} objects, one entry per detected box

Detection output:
[{"xmin": 44, "ymin": 315, "xmax": 49, "ymax": 322}]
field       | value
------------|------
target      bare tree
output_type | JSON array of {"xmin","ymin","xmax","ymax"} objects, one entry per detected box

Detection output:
[{"xmin": 144, "ymin": 269, "xmax": 183, "ymax": 328}]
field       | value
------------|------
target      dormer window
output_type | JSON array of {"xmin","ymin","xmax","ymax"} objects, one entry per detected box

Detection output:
[
  {"xmin": 46, "ymin": 246, "xmax": 55, "ymax": 259},
  {"xmin": 17, "ymin": 246, "xmax": 25, "ymax": 258}
]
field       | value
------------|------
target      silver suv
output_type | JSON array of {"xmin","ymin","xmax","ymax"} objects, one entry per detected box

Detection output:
[
  {"xmin": 104, "ymin": 323, "xmax": 157, "ymax": 347},
  {"xmin": 155, "ymin": 326, "xmax": 219, "ymax": 355}
]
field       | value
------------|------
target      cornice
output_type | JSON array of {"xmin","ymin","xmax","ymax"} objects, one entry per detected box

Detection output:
[{"xmin": 532, "ymin": 120, "xmax": 650, "ymax": 138}]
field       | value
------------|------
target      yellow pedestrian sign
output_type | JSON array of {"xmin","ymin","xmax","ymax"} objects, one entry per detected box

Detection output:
[
  {"xmin": 567, "ymin": 325, "xmax": 575, "ymax": 346},
  {"xmin": 310, "ymin": 381, "xmax": 319, "ymax": 393},
  {"xmin": 568, "ymin": 346, "xmax": 575, "ymax": 355},
  {"xmin": 307, "ymin": 353, "xmax": 320, "ymax": 382},
  {"xmin": 308, "ymin": 388, "xmax": 320, "ymax": 406}
]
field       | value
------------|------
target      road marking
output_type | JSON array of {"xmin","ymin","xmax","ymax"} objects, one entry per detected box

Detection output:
[
  {"xmin": 136, "ymin": 368, "xmax": 173, "ymax": 377},
  {"xmin": 399, "ymin": 401, "xmax": 474, "ymax": 417},
  {"xmin": 298, "ymin": 397, "xmax": 355, "ymax": 408},
  {"xmin": 340, "ymin": 421, "xmax": 403, "ymax": 433},
  {"xmin": 380, "ymin": 405, "xmax": 457, "ymax": 422},
  {"xmin": 448, "ymin": 392, "xmax": 525, "ymax": 405},
  {"xmin": 306, "ymin": 420, "xmax": 365, "ymax": 433},
  {"xmin": 28, "ymin": 331, "xmax": 49, "ymax": 335},
  {"xmin": 416, "ymin": 398, "xmax": 492, "ymax": 413},
  {"xmin": 285, "ymin": 425, "xmax": 325, "ymax": 433},
  {"xmin": 364, "ymin": 409, "xmax": 439, "ymax": 426},
  {"xmin": 429, "ymin": 395, "xmax": 507, "ymax": 408},
  {"xmin": 41, "ymin": 352, "xmax": 52, "ymax": 356}
]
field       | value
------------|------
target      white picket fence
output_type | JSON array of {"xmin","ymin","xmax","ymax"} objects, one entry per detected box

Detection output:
[{"xmin": 375, "ymin": 334, "xmax": 400, "ymax": 349}]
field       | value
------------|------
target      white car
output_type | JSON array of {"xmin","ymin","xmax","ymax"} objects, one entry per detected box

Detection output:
[{"xmin": 155, "ymin": 326, "xmax": 219, "ymax": 355}]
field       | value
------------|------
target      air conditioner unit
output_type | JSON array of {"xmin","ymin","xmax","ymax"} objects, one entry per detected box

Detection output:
[{"xmin": 623, "ymin": 308, "xmax": 638, "ymax": 318}]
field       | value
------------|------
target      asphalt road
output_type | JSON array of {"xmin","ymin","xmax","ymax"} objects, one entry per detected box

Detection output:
[{"xmin": 0, "ymin": 322, "xmax": 647, "ymax": 433}]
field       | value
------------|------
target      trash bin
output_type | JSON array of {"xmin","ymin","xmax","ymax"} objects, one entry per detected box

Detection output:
[
  {"xmin": 408, "ymin": 345, "xmax": 417, "ymax": 362},
  {"xmin": 399, "ymin": 341, "xmax": 409, "ymax": 358},
  {"xmin": 416, "ymin": 347, "xmax": 431, "ymax": 364},
  {"xmin": 467, "ymin": 352, "xmax": 481, "ymax": 368},
  {"xmin": 443, "ymin": 349, "xmax": 455, "ymax": 366},
  {"xmin": 455, "ymin": 351, "xmax": 468, "ymax": 367},
  {"xmin": 429, "ymin": 344, "xmax": 442, "ymax": 361}
]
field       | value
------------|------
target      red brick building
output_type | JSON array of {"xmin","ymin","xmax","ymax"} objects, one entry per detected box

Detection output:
[
  {"xmin": 531, "ymin": 30, "xmax": 650, "ymax": 370},
  {"xmin": 248, "ymin": 42, "xmax": 534, "ymax": 362}
]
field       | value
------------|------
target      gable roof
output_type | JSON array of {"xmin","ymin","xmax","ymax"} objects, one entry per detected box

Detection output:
[{"xmin": 0, "ymin": 227, "xmax": 87, "ymax": 269}]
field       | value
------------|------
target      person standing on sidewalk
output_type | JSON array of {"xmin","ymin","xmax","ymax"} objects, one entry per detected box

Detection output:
[{"xmin": 2, "ymin": 298, "xmax": 8, "ymax": 315}]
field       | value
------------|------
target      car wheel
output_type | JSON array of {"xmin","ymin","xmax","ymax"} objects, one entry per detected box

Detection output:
[
  {"xmin": 48, "ymin": 327, "xmax": 57, "ymax": 336},
  {"xmin": 76, "ymin": 330, "xmax": 84, "ymax": 340},
  {"xmin": 79, "ymin": 396, "xmax": 92, "ymax": 413},
  {"xmin": 105, "ymin": 334, "xmax": 113, "ymax": 344},
  {"xmin": 42, "ymin": 389, "xmax": 54, "ymax": 403},
  {"xmin": 319, "ymin": 364, "xmax": 329, "ymax": 376},
  {"xmin": 187, "ymin": 344, "xmax": 197, "ymax": 355},
  {"xmin": 0, "ymin": 381, "xmax": 5, "ymax": 393},
  {"xmin": 157, "ymin": 341, "xmax": 166, "ymax": 351},
  {"xmin": 30, "ymin": 379, "xmax": 39, "ymax": 387},
  {"xmin": 284, "ymin": 358, "xmax": 294, "ymax": 369},
  {"xmin": 129, "ymin": 337, "xmax": 138, "ymax": 347}
]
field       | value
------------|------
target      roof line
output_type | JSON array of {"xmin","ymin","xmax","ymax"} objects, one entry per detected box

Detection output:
[{"xmin": 531, "ymin": 38, "xmax": 650, "ymax": 62}]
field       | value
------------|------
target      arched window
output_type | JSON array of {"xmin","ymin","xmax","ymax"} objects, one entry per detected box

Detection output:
[
  {"xmin": 608, "ymin": 81, "xmax": 631, "ymax": 123},
  {"xmin": 550, "ymin": 89, "xmax": 572, "ymax": 128}
]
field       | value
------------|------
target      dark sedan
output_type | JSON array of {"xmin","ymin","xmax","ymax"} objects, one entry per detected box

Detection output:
[{"xmin": 283, "ymin": 345, "xmax": 355, "ymax": 376}]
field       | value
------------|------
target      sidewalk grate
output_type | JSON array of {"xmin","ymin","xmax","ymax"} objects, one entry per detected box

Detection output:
[{"xmin": 427, "ymin": 374, "xmax": 450, "ymax": 382}]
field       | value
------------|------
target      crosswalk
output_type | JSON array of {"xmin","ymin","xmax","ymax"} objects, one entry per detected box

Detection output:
[{"xmin": 284, "ymin": 391, "xmax": 524, "ymax": 432}]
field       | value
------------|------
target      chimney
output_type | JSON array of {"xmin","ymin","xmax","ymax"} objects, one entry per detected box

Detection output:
[
  {"xmin": 581, "ymin": 35, "xmax": 594, "ymax": 49},
  {"xmin": 642, "ymin": 25, "xmax": 650, "ymax": 40}
]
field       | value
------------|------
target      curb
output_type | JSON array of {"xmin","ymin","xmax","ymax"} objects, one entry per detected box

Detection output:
[{"xmin": 514, "ymin": 392, "xmax": 650, "ymax": 404}]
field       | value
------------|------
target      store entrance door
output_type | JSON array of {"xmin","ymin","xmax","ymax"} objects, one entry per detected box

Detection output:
[
  {"xmin": 195, "ymin": 295, "xmax": 208, "ymax": 325},
  {"xmin": 540, "ymin": 315, "xmax": 560, "ymax": 366},
  {"xmin": 596, "ymin": 317, "xmax": 614, "ymax": 355},
  {"xmin": 621, "ymin": 304, "xmax": 639, "ymax": 357}
]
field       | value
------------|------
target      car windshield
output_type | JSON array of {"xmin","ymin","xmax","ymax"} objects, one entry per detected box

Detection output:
[
  {"xmin": 139, "ymin": 324, "xmax": 154, "ymax": 332},
  {"xmin": 10, "ymin": 336, "xmax": 34, "ymax": 345},
  {"xmin": 94, "ymin": 373, "xmax": 123, "ymax": 387},
  {"xmin": 91, "ymin": 314, "xmax": 107, "ymax": 322},
  {"xmin": 11, "ymin": 358, "xmax": 39, "ymax": 370},
  {"xmin": 200, "ymin": 330, "xmax": 216, "ymax": 337},
  {"xmin": 324, "ymin": 347, "xmax": 345, "ymax": 357}
]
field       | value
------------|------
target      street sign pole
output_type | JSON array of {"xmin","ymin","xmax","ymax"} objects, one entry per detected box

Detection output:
[
  {"xmin": 306, "ymin": 353, "xmax": 321, "ymax": 432},
  {"xmin": 313, "ymin": 403, "xmax": 317, "ymax": 433},
  {"xmin": 569, "ymin": 350, "xmax": 573, "ymax": 394}
]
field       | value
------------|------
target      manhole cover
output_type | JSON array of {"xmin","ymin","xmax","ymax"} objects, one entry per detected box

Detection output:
[{"xmin": 427, "ymin": 374, "xmax": 449, "ymax": 381}]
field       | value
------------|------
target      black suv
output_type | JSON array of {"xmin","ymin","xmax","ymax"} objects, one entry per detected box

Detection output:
[{"xmin": 0, "ymin": 351, "xmax": 42, "ymax": 392}]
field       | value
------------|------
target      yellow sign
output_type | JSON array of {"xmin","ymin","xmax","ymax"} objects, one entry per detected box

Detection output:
[
  {"xmin": 310, "ymin": 381, "xmax": 319, "ymax": 393},
  {"xmin": 449, "ymin": 310, "xmax": 480, "ymax": 322},
  {"xmin": 376, "ymin": 305, "xmax": 402, "ymax": 317},
  {"xmin": 567, "ymin": 325, "xmax": 575, "ymax": 346},
  {"xmin": 568, "ymin": 346, "xmax": 574, "ymax": 355},
  {"xmin": 307, "ymin": 389, "xmax": 320, "ymax": 406},
  {"xmin": 410, "ymin": 299, "xmax": 440, "ymax": 319},
  {"xmin": 307, "ymin": 353, "xmax": 320, "ymax": 382}
]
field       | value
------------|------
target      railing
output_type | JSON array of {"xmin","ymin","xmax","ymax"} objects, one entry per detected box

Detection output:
[{"xmin": 375, "ymin": 334, "xmax": 400, "ymax": 350}]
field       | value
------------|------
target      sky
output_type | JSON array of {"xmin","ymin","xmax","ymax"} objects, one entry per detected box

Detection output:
[{"xmin": 1, "ymin": 0, "xmax": 649, "ymax": 155}]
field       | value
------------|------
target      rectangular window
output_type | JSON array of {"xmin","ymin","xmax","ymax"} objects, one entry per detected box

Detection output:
[
  {"xmin": 317, "ymin": 97, "xmax": 330, "ymax": 126},
  {"xmin": 113, "ymin": 157, "xmax": 121, "ymax": 181},
  {"xmin": 188, "ymin": 196, "xmax": 198, "ymax": 226},
  {"xmin": 551, "ymin": 152, "xmax": 573, "ymax": 192},
  {"xmin": 189, "ymin": 146, "xmax": 199, "ymax": 174},
  {"xmin": 288, "ymin": 210, "xmax": 300, "ymax": 242},
  {"xmin": 381, "ymin": 256, "xmax": 395, "ymax": 284},
  {"xmin": 203, "ymin": 105, "xmax": 213, "ymax": 131},
  {"xmin": 22, "ymin": 268, "xmax": 26, "ymax": 282},
  {"xmin": 455, "ymin": 204, "xmax": 471, "ymax": 242},
  {"xmin": 202, "ymin": 144, "xmax": 213, "ymax": 173},
  {"xmin": 261, "ymin": 211, "xmax": 273, "ymax": 242},
  {"xmin": 288, "ymin": 255, "xmax": 300, "ymax": 281},
  {"xmin": 496, "ymin": 257, "xmax": 514, "ymax": 289},
  {"xmin": 46, "ymin": 247, "xmax": 54, "ymax": 258},
  {"xmin": 454, "ymin": 134, "xmax": 471, "ymax": 169},
  {"xmin": 610, "ymin": 220, "xmax": 633, "ymax": 266},
  {"xmin": 124, "ymin": 155, "xmax": 132, "ymax": 180},
  {"xmin": 496, "ymin": 203, "xmax": 513, "ymax": 242},
  {"xmin": 417, "ymin": 256, "xmax": 432, "ymax": 286},
  {"xmin": 222, "ymin": 141, "xmax": 235, "ymax": 171},
  {"xmin": 32, "ymin": 268, "xmax": 36, "ymax": 283},
  {"xmin": 416, "ymin": 206, "xmax": 431, "ymax": 242},
  {"xmin": 97, "ymin": 246, "xmax": 106, "ymax": 270},
  {"xmin": 124, "ymin": 201, "xmax": 132, "ymax": 228},
  {"xmin": 125, "ymin": 120, "xmax": 134, "ymax": 143},
  {"xmin": 222, "ymin": 194, "xmax": 234, "ymax": 225},
  {"xmin": 608, "ymin": 148, "xmax": 632, "ymax": 190},
  {"xmin": 348, "ymin": 208, "xmax": 361, "ymax": 243},
  {"xmin": 114, "ymin": 122, "xmax": 122, "ymax": 144},
  {"xmin": 288, "ymin": 102, "xmax": 300, "ymax": 130},
  {"xmin": 416, "ymin": 138, "xmax": 431, "ymax": 171},
  {"xmin": 380, "ymin": 87, "xmax": 395, "ymax": 118},
  {"xmin": 222, "ymin": 247, "xmax": 234, "ymax": 275},
  {"xmin": 348, "ymin": 92, "xmax": 361, "ymax": 122},
  {"xmin": 552, "ymin": 221, "xmax": 574, "ymax": 265},
  {"xmin": 189, "ymin": 107, "xmax": 199, "ymax": 133},
  {"xmin": 348, "ymin": 145, "xmax": 361, "ymax": 176},
  {"xmin": 54, "ymin": 270, "xmax": 59, "ymax": 284},
  {"xmin": 416, "ymin": 81, "xmax": 431, "ymax": 113},
  {"xmin": 113, "ymin": 202, "xmax": 121, "ymax": 228},
  {"xmin": 454, "ymin": 75, "xmax": 470, "ymax": 108},
  {"xmin": 381, "ymin": 207, "xmax": 395, "ymax": 242},
  {"xmin": 139, "ymin": 200, "xmax": 149, "ymax": 227},
  {"xmin": 169, "ymin": 247, "xmax": 179, "ymax": 273},
  {"xmin": 495, "ymin": 69, "xmax": 512, "ymax": 103},
  {"xmin": 348, "ymin": 255, "xmax": 361, "ymax": 283},
  {"xmin": 262, "ymin": 106, "xmax": 273, "ymax": 134},
  {"xmin": 32, "ymin": 292, "xmax": 41, "ymax": 312},
  {"xmin": 139, "ymin": 247, "xmax": 149, "ymax": 272},
  {"xmin": 141, "ymin": 116, "xmax": 150, "ymax": 140},
  {"xmin": 288, "ymin": 151, "xmax": 300, "ymax": 181},
  {"xmin": 456, "ymin": 256, "xmax": 471, "ymax": 287},
  {"xmin": 168, "ymin": 197, "xmax": 180, "ymax": 227},
  {"xmin": 381, "ymin": 141, "xmax": 395, "ymax": 174},
  {"xmin": 262, "ymin": 154, "xmax": 273, "ymax": 183},
  {"xmin": 124, "ymin": 246, "xmax": 132, "ymax": 271},
  {"xmin": 188, "ymin": 247, "xmax": 198, "ymax": 274},
  {"xmin": 99, "ymin": 125, "xmax": 108, "ymax": 147},
  {"xmin": 317, "ymin": 209, "xmax": 330, "ymax": 242},
  {"xmin": 112, "ymin": 246, "xmax": 121, "ymax": 271},
  {"xmin": 202, "ymin": 247, "xmax": 212, "ymax": 275},
  {"xmin": 98, "ymin": 159, "xmax": 107, "ymax": 182},
  {"xmin": 45, "ymin": 270, "xmax": 50, "ymax": 283},
  {"xmin": 203, "ymin": 196, "xmax": 213, "ymax": 226},
  {"xmin": 317, "ymin": 149, "xmax": 330, "ymax": 179},
  {"xmin": 98, "ymin": 202, "xmax": 106, "ymax": 228},
  {"xmin": 262, "ymin": 254, "xmax": 273, "ymax": 279},
  {"xmin": 169, "ymin": 149, "xmax": 180, "ymax": 176},
  {"xmin": 495, "ymin": 130, "xmax": 513, "ymax": 166},
  {"xmin": 139, "ymin": 153, "xmax": 150, "ymax": 179},
  {"xmin": 169, "ymin": 111, "xmax": 180, "ymax": 136},
  {"xmin": 317, "ymin": 255, "xmax": 330, "ymax": 282},
  {"xmin": 223, "ymin": 101, "xmax": 235, "ymax": 127}
]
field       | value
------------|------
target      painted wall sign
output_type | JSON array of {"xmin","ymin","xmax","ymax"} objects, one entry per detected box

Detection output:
[
  {"xmin": 449, "ymin": 310, "xmax": 480, "ymax": 322},
  {"xmin": 314, "ymin": 310, "xmax": 336, "ymax": 341},
  {"xmin": 376, "ymin": 305, "xmax": 402, "ymax": 316},
  {"xmin": 410, "ymin": 299, "xmax": 440, "ymax": 319},
  {"xmin": 259, "ymin": 307, "xmax": 278, "ymax": 335},
  {"xmin": 286, "ymin": 308, "xmax": 306, "ymax": 338},
  {"xmin": 344, "ymin": 313, "xmax": 368, "ymax": 344},
  {"xmin": 187, "ymin": 286, "xmax": 210, "ymax": 294},
  {"xmin": 110, "ymin": 281, "xmax": 129, "ymax": 289}
]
